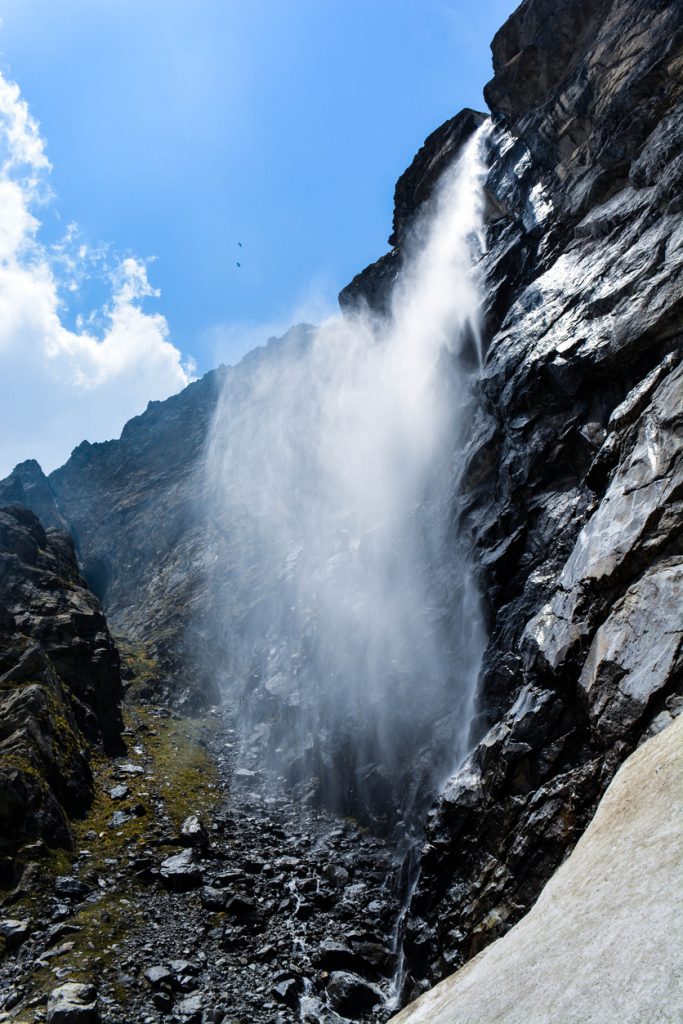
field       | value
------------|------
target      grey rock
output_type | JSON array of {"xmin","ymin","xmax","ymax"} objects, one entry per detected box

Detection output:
[
  {"xmin": 46, "ymin": 982, "xmax": 98, "ymax": 1024},
  {"xmin": 579, "ymin": 561, "xmax": 683, "ymax": 741},
  {"xmin": 108, "ymin": 784, "xmax": 130, "ymax": 801},
  {"xmin": 159, "ymin": 849, "xmax": 202, "ymax": 890},
  {"xmin": 173, "ymin": 991, "xmax": 204, "ymax": 1023},
  {"xmin": 143, "ymin": 964, "xmax": 172, "ymax": 988}
]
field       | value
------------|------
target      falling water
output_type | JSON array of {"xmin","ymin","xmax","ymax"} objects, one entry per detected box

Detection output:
[{"xmin": 202, "ymin": 121, "xmax": 491, "ymax": 830}]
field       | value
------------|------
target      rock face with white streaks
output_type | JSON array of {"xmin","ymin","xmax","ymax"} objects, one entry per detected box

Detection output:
[
  {"xmin": 390, "ymin": 714, "xmax": 683, "ymax": 1024},
  {"xmin": 380, "ymin": 0, "xmax": 683, "ymax": 992}
]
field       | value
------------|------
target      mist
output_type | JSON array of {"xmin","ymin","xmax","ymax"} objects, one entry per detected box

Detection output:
[{"xmin": 201, "ymin": 123, "xmax": 491, "ymax": 832}]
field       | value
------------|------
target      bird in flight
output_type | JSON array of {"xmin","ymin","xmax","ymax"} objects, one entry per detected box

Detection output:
[{"xmin": 236, "ymin": 261, "xmax": 241, "ymax": 268}]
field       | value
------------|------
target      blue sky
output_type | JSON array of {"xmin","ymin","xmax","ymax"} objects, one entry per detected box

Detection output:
[{"xmin": 0, "ymin": 0, "xmax": 516, "ymax": 475}]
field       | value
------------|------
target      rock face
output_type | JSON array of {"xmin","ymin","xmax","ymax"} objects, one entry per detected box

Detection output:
[
  {"xmin": 338, "ymin": 0, "xmax": 683, "ymax": 997},
  {"xmin": 390, "ymin": 714, "xmax": 683, "ymax": 1024},
  {"xmin": 0, "ymin": 505, "xmax": 122, "ymax": 861},
  {"xmin": 378, "ymin": 0, "xmax": 682, "ymax": 996}
]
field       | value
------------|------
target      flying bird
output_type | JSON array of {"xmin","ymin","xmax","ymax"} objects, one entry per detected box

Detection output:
[{"xmin": 236, "ymin": 261, "xmax": 241, "ymax": 268}]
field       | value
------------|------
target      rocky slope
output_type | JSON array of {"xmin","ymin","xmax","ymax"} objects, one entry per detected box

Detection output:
[
  {"xmin": 0, "ymin": 506, "xmax": 123, "ymax": 871},
  {"xmin": 391, "ymin": 713, "xmax": 683, "ymax": 1024}
]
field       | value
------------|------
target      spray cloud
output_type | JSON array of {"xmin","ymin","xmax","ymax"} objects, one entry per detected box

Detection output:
[{"xmin": 202, "ymin": 123, "xmax": 491, "ymax": 830}]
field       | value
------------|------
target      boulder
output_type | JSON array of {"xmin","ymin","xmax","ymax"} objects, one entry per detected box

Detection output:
[
  {"xmin": 0, "ymin": 919, "xmax": 30, "ymax": 950},
  {"xmin": 326, "ymin": 971, "xmax": 382, "ymax": 1017},
  {"xmin": 46, "ymin": 983, "xmax": 98, "ymax": 1024},
  {"xmin": 179, "ymin": 814, "xmax": 209, "ymax": 850},
  {"xmin": 160, "ymin": 849, "xmax": 202, "ymax": 890}
]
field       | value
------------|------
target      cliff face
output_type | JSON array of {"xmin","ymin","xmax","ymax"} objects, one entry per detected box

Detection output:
[
  {"xmin": 0, "ymin": 506, "xmax": 123, "ymax": 866},
  {"xmin": 389, "ymin": 0, "xmax": 682, "ymax": 995}
]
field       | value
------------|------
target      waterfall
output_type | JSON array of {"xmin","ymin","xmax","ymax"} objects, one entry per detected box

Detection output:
[{"xmin": 202, "ymin": 120, "xmax": 491, "ymax": 830}]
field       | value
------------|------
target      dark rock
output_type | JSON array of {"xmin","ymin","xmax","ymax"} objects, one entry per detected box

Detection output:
[
  {"xmin": 45, "ymin": 923, "xmax": 81, "ymax": 947},
  {"xmin": 160, "ymin": 849, "xmax": 203, "ymax": 891},
  {"xmin": 0, "ymin": 919, "xmax": 30, "ymax": 950},
  {"xmin": 46, "ymin": 982, "xmax": 98, "ymax": 1023},
  {"xmin": 325, "ymin": 971, "xmax": 382, "ymax": 1017},
  {"xmin": 271, "ymin": 974, "xmax": 303, "ymax": 1010},
  {"xmin": 152, "ymin": 990, "xmax": 173, "ymax": 1012},
  {"xmin": 54, "ymin": 877, "xmax": 90, "ymax": 901},
  {"xmin": 200, "ymin": 886, "xmax": 227, "ymax": 910},
  {"xmin": 0, "ymin": 506, "xmax": 123, "ymax": 857}
]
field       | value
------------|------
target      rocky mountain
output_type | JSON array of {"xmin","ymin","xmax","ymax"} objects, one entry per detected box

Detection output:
[
  {"xmin": 0, "ymin": 506, "xmax": 122, "ymax": 872},
  {"xmin": 395, "ymin": 0, "xmax": 683, "ymax": 995},
  {"xmin": 0, "ymin": 0, "xmax": 681, "ymax": 1019}
]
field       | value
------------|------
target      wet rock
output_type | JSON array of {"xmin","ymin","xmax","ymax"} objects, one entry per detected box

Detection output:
[
  {"xmin": 326, "ymin": 971, "xmax": 382, "ymax": 1017},
  {"xmin": 46, "ymin": 982, "xmax": 98, "ymax": 1024},
  {"xmin": 271, "ymin": 974, "xmax": 303, "ymax": 1010},
  {"xmin": 579, "ymin": 560, "xmax": 683, "ymax": 742},
  {"xmin": 160, "ymin": 849, "xmax": 203, "ymax": 891}
]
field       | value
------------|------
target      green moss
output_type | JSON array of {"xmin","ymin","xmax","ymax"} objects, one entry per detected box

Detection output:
[{"xmin": 135, "ymin": 707, "xmax": 220, "ymax": 828}]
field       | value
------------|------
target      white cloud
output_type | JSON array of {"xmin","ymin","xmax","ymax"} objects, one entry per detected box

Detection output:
[{"xmin": 0, "ymin": 69, "xmax": 195, "ymax": 477}]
